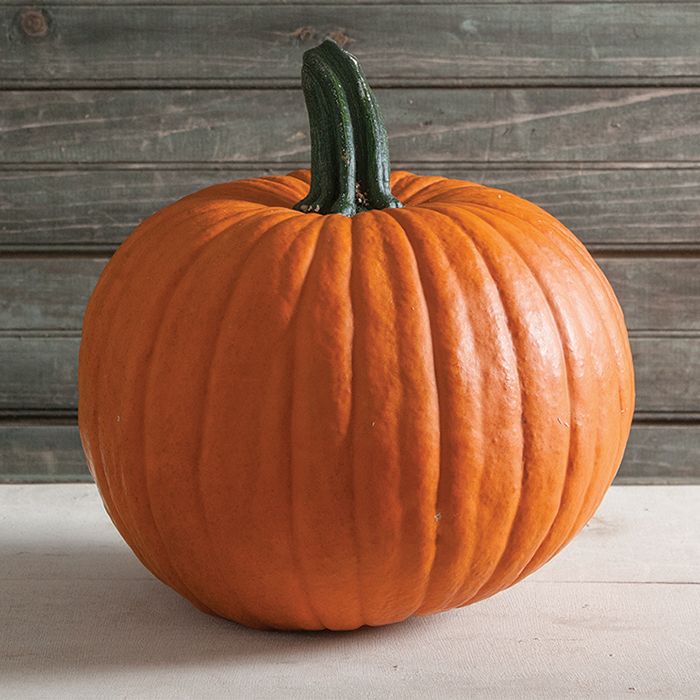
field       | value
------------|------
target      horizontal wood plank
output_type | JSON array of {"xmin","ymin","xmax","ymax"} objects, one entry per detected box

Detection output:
[
  {"xmin": 0, "ymin": 335, "xmax": 80, "ymax": 411},
  {"xmin": 3, "ymin": 167, "xmax": 700, "ymax": 250},
  {"xmin": 0, "ymin": 259, "xmax": 107, "ymax": 331},
  {"xmin": 615, "ymin": 423, "xmax": 700, "ymax": 483},
  {"xmin": 630, "ymin": 334, "xmax": 700, "ymax": 414},
  {"xmin": 2, "ymin": 255, "xmax": 700, "ymax": 332},
  {"xmin": 596, "ymin": 259, "xmax": 700, "ymax": 331},
  {"xmin": 0, "ymin": 333, "xmax": 80, "ymax": 412},
  {"xmin": 0, "ymin": 424, "xmax": 87, "ymax": 481},
  {"xmin": 3, "ymin": 88, "xmax": 700, "ymax": 164},
  {"xmin": 0, "ymin": 0, "xmax": 687, "ymax": 6},
  {"xmin": 3, "ymin": 4, "xmax": 700, "ymax": 86},
  {"xmin": 1, "ymin": 421, "xmax": 698, "ymax": 483},
  {"xmin": 0, "ymin": 334, "xmax": 696, "ymax": 413}
]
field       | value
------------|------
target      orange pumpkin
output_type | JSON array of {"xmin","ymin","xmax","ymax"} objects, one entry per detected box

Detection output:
[{"xmin": 79, "ymin": 41, "xmax": 634, "ymax": 630}]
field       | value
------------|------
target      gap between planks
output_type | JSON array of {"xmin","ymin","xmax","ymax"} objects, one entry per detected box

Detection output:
[
  {"xmin": 5, "ymin": 77, "xmax": 700, "ymax": 90},
  {"xmin": 6, "ymin": 161, "xmax": 700, "ymax": 171}
]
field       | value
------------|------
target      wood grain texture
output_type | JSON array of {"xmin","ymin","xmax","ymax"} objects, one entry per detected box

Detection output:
[
  {"xmin": 4, "ymin": 167, "xmax": 700, "ymax": 251},
  {"xmin": 615, "ymin": 423, "xmax": 700, "ymax": 483},
  {"xmin": 0, "ymin": 0, "xmax": 688, "ymax": 5},
  {"xmin": 0, "ymin": 259, "xmax": 108, "ymax": 330},
  {"xmin": 0, "ymin": 333, "xmax": 694, "ymax": 414},
  {"xmin": 630, "ymin": 334, "xmax": 700, "ymax": 414},
  {"xmin": 4, "ymin": 422, "xmax": 698, "ymax": 482},
  {"xmin": 2, "ymin": 256, "xmax": 700, "ymax": 332},
  {"xmin": 596, "ymin": 259, "xmax": 700, "ymax": 331},
  {"xmin": 0, "ymin": 335, "xmax": 80, "ymax": 411},
  {"xmin": 0, "ymin": 424, "xmax": 85, "ymax": 481},
  {"xmin": 1, "ymin": 1, "xmax": 698, "ymax": 482},
  {"xmin": 3, "ymin": 4, "xmax": 700, "ymax": 86},
  {"xmin": 3, "ymin": 88, "xmax": 700, "ymax": 164}
]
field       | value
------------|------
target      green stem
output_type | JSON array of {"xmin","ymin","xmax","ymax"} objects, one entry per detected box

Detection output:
[{"xmin": 294, "ymin": 40, "xmax": 402, "ymax": 217}]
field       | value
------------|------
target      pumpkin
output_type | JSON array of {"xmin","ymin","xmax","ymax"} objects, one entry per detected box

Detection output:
[{"xmin": 79, "ymin": 40, "xmax": 634, "ymax": 631}]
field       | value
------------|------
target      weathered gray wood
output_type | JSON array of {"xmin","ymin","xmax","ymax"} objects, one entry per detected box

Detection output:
[
  {"xmin": 616, "ymin": 423, "xmax": 700, "ymax": 483},
  {"xmin": 3, "ymin": 88, "xmax": 700, "ymax": 164},
  {"xmin": 0, "ymin": 333, "xmax": 696, "ymax": 413},
  {"xmin": 0, "ymin": 259, "xmax": 108, "ymax": 331},
  {"xmin": 596, "ymin": 259, "xmax": 700, "ymax": 331},
  {"xmin": 0, "ymin": 335, "xmax": 80, "ymax": 411},
  {"xmin": 0, "ymin": 424, "xmax": 87, "ymax": 481},
  {"xmin": 630, "ymin": 334, "xmax": 700, "ymax": 414},
  {"xmin": 3, "ymin": 256, "xmax": 700, "ymax": 332},
  {"xmin": 474, "ymin": 168, "xmax": 700, "ymax": 251},
  {"xmin": 0, "ymin": 167, "xmax": 271, "ymax": 250},
  {"xmin": 3, "ymin": 421, "xmax": 698, "ymax": 482},
  {"xmin": 0, "ymin": 0, "xmax": 684, "ymax": 5},
  {"xmin": 1, "ymin": 1, "xmax": 698, "ymax": 486},
  {"xmin": 4, "ymin": 167, "xmax": 700, "ymax": 250},
  {"xmin": 3, "ymin": 4, "xmax": 700, "ymax": 86}
]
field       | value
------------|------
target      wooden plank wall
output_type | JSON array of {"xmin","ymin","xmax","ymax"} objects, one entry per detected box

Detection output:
[{"xmin": 1, "ymin": 1, "xmax": 699, "ymax": 482}]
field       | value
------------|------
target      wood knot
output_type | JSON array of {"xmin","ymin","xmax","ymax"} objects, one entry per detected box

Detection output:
[
  {"xmin": 20, "ymin": 9, "xmax": 48, "ymax": 37},
  {"xmin": 292, "ymin": 27, "xmax": 316, "ymax": 44},
  {"xmin": 327, "ymin": 30, "xmax": 354, "ymax": 48}
]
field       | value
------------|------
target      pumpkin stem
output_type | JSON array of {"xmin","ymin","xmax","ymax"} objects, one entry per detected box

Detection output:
[{"xmin": 294, "ymin": 40, "xmax": 403, "ymax": 216}]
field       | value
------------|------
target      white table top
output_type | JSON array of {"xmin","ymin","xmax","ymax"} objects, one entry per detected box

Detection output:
[{"xmin": 2, "ymin": 483, "xmax": 699, "ymax": 699}]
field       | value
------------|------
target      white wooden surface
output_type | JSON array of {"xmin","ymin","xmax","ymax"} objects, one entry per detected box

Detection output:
[{"xmin": 1, "ymin": 484, "xmax": 699, "ymax": 700}]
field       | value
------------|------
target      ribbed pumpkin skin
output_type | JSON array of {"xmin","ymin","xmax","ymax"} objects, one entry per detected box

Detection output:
[{"xmin": 79, "ymin": 170, "xmax": 634, "ymax": 630}]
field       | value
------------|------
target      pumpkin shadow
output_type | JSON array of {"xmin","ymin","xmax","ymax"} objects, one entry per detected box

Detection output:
[{"xmin": 1, "ymin": 537, "xmax": 437, "ymax": 676}]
